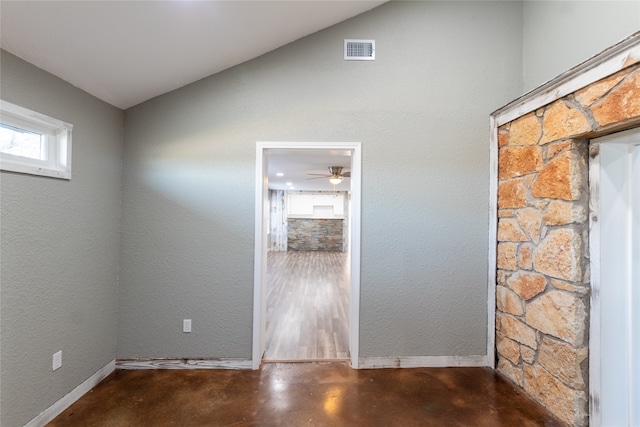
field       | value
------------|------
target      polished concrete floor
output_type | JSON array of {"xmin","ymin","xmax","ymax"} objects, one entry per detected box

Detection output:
[{"xmin": 48, "ymin": 362, "xmax": 564, "ymax": 426}]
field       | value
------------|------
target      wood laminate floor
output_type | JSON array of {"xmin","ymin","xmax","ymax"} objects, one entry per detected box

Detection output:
[{"xmin": 264, "ymin": 251, "xmax": 349, "ymax": 361}]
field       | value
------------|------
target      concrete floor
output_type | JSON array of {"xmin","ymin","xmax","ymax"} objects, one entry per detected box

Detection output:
[{"xmin": 48, "ymin": 362, "xmax": 565, "ymax": 426}]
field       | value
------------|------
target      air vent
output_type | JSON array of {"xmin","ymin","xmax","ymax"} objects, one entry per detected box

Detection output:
[{"xmin": 344, "ymin": 39, "xmax": 375, "ymax": 61}]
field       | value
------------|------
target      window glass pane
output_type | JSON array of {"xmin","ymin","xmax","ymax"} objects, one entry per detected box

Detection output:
[
  {"xmin": 0, "ymin": 123, "xmax": 45, "ymax": 160},
  {"xmin": 0, "ymin": 100, "xmax": 71, "ymax": 179}
]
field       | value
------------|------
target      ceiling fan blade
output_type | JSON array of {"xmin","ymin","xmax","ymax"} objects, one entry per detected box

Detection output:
[
  {"xmin": 306, "ymin": 176, "xmax": 329, "ymax": 180},
  {"xmin": 342, "ymin": 172, "xmax": 351, "ymax": 177},
  {"xmin": 306, "ymin": 173, "xmax": 331, "ymax": 176}
]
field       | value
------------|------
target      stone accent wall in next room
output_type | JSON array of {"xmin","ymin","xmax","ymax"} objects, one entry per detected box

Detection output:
[
  {"xmin": 287, "ymin": 218, "xmax": 344, "ymax": 251},
  {"xmin": 496, "ymin": 62, "xmax": 640, "ymax": 426}
]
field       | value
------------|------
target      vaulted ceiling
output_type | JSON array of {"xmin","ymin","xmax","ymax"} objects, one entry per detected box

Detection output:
[
  {"xmin": 1, "ymin": 1, "xmax": 385, "ymax": 110},
  {"xmin": 1, "ymin": 1, "xmax": 384, "ymax": 191}
]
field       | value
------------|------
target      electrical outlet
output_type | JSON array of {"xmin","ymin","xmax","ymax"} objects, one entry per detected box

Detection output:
[
  {"xmin": 52, "ymin": 351, "xmax": 62, "ymax": 371},
  {"xmin": 183, "ymin": 319, "xmax": 192, "ymax": 333}
]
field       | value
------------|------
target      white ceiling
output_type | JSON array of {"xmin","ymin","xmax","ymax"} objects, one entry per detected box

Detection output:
[
  {"xmin": 0, "ymin": 0, "xmax": 385, "ymax": 110},
  {"xmin": 268, "ymin": 149, "xmax": 352, "ymax": 192},
  {"xmin": 1, "ymin": 1, "xmax": 379, "ymax": 192}
]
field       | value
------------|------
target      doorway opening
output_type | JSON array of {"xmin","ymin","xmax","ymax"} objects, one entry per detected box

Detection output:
[
  {"xmin": 253, "ymin": 142, "xmax": 361, "ymax": 369},
  {"xmin": 589, "ymin": 128, "xmax": 640, "ymax": 427}
]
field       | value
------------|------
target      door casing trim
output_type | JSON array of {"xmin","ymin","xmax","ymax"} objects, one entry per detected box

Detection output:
[{"xmin": 253, "ymin": 141, "xmax": 362, "ymax": 369}]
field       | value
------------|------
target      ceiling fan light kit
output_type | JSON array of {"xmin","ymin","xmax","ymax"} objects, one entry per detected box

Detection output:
[{"xmin": 306, "ymin": 166, "xmax": 351, "ymax": 185}]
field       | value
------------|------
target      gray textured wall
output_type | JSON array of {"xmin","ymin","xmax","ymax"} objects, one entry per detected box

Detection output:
[
  {"xmin": 522, "ymin": 0, "xmax": 640, "ymax": 92},
  {"xmin": 117, "ymin": 1, "xmax": 524, "ymax": 360},
  {"xmin": 0, "ymin": 51, "xmax": 123, "ymax": 427}
]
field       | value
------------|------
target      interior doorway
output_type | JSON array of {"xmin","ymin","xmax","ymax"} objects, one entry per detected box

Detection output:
[
  {"xmin": 589, "ymin": 128, "xmax": 640, "ymax": 427},
  {"xmin": 253, "ymin": 142, "xmax": 362, "ymax": 369}
]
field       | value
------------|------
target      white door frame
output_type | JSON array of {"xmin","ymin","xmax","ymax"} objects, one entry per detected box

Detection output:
[
  {"xmin": 253, "ymin": 141, "xmax": 362, "ymax": 369},
  {"xmin": 589, "ymin": 128, "xmax": 640, "ymax": 427}
]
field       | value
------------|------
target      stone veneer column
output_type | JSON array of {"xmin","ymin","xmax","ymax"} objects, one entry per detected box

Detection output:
[{"xmin": 495, "ymin": 63, "xmax": 640, "ymax": 426}]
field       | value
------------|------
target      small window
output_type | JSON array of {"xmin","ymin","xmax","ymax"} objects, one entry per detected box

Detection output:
[{"xmin": 0, "ymin": 100, "xmax": 72, "ymax": 179}]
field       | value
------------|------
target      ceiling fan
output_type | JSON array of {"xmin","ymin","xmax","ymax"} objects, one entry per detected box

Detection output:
[{"xmin": 307, "ymin": 166, "xmax": 351, "ymax": 184}]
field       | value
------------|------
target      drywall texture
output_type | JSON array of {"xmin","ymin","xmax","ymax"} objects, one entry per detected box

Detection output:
[
  {"xmin": 117, "ymin": 1, "xmax": 524, "ymax": 360},
  {"xmin": 0, "ymin": 51, "xmax": 123, "ymax": 426},
  {"xmin": 522, "ymin": 0, "xmax": 640, "ymax": 92}
]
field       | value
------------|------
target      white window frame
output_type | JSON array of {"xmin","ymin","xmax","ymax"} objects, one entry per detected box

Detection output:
[{"xmin": 0, "ymin": 100, "xmax": 72, "ymax": 179}]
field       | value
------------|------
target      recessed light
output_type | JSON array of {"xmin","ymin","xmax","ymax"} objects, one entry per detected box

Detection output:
[
  {"xmin": 289, "ymin": 186, "xmax": 295, "ymax": 190},
  {"xmin": 286, "ymin": 182, "xmax": 292, "ymax": 186},
  {"xmin": 276, "ymin": 172, "xmax": 284, "ymax": 177}
]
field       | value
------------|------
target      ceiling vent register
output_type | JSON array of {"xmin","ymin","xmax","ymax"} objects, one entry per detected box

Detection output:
[{"xmin": 344, "ymin": 39, "xmax": 375, "ymax": 61}]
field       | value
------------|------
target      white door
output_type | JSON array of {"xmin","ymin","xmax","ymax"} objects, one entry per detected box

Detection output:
[{"xmin": 590, "ymin": 128, "xmax": 640, "ymax": 427}]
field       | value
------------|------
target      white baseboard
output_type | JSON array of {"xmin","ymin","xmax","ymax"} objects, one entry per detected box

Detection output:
[
  {"xmin": 25, "ymin": 360, "xmax": 115, "ymax": 427},
  {"xmin": 116, "ymin": 358, "xmax": 252, "ymax": 370},
  {"xmin": 358, "ymin": 355, "xmax": 490, "ymax": 369}
]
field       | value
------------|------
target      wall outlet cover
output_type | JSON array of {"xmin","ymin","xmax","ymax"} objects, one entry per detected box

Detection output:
[{"xmin": 183, "ymin": 319, "xmax": 192, "ymax": 333}]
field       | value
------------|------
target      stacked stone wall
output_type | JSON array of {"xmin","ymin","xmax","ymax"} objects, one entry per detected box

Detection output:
[
  {"xmin": 496, "ymin": 63, "xmax": 640, "ymax": 426},
  {"xmin": 287, "ymin": 218, "xmax": 344, "ymax": 251}
]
